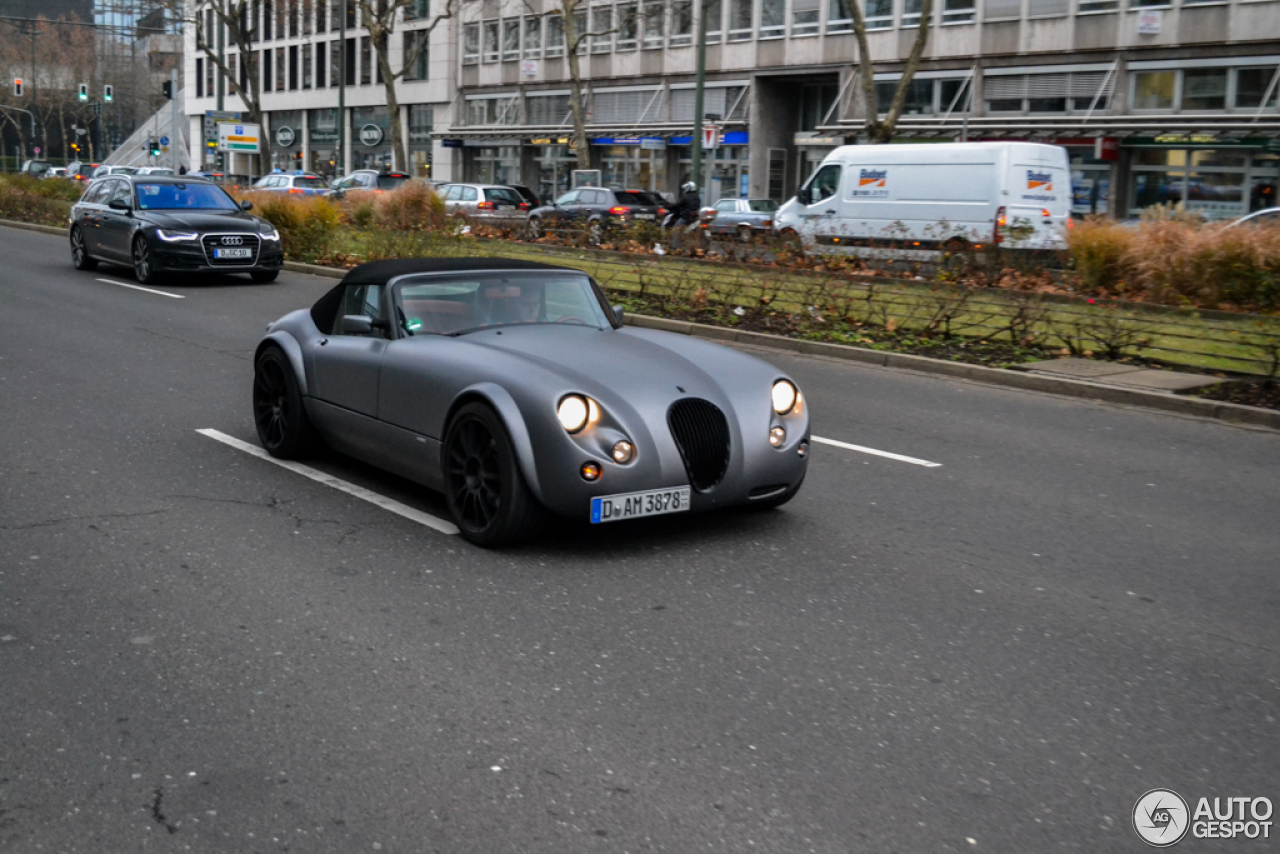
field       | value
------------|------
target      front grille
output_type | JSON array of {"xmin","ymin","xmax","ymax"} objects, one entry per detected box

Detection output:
[
  {"xmin": 667, "ymin": 398, "xmax": 731, "ymax": 493},
  {"xmin": 201, "ymin": 233, "xmax": 262, "ymax": 266}
]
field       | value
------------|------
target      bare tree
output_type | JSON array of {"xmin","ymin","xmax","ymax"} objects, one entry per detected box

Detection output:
[
  {"xmin": 850, "ymin": 0, "xmax": 934, "ymax": 143},
  {"xmin": 356, "ymin": 0, "xmax": 459, "ymax": 172}
]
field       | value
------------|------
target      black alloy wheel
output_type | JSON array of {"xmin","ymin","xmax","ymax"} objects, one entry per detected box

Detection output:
[
  {"xmin": 70, "ymin": 226, "xmax": 97, "ymax": 270},
  {"xmin": 252, "ymin": 346, "xmax": 320, "ymax": 459},
  {"xmin": 132, "ymin": 236, "xmax": 159, "ymax": 285},
  {"xmin": 443, "ymin": 402, "xmax": 544, "ymax": 547}
]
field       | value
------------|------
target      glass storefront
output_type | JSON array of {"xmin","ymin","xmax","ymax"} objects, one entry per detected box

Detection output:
[
  {"xmin": 409, "ymin": 105, "xmax": 434, "ymax": 179},
  {"xmin": 1069, "ymin": 148, "xmax": 1112, "ymax": 217},
  {"xmin": 677, "ymin": 145, "xmax": 750, "ymax": 203},
  {"xmin": 598, "ymin": 146, "xmax": 667, "ymax": 192},
  {"xmin": 351, "ymin": 105, "xmax": 393, "ymax": 171},
  {"xmin": 1129, "ymin": 147, "xmax": 1278, "ymax": 220},
  {"xmin": 308, "ymin": 108, "xmax": 340, "ymax": 177},
  {"xmin": 466, "ymin": 145, "xmax": 520, "ymax": 184},
  {"xmin": 536, "ymin": 144, "xmax": 575, "ymax": 201},
  {"xmin": 269, "ymin": 109, "xmax": 304, "ymax": 171}
]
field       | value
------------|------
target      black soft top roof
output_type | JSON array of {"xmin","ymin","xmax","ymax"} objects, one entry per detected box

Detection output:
[
  {"xmin": 339, "ymin": 257, "xmax": 573, "ymax": 286},
  {"xmin": 311, "ymin": 257, "xmax": 581, "ymax": 331}
]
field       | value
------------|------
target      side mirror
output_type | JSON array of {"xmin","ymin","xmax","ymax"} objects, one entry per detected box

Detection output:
[
  {"xmin": 107, "ymin": 198, "xmax": 131, "ymax": 211},
  {"xmin": 240, "ymin": 199, "xmax": 254, "ymax": 211},
  {"xmin": 341, "ymin": 315, "xmax": 374, "ymax": 335},
  {"xmin": 796, "ymin": 187, "xmax": 812, "ymax": 206},
  {"xmin": 612, "ymin": 304, "xmax": 625, "ymax": 325}
]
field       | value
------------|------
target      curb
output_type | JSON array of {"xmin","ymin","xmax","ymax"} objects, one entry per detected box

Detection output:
[
  {"xmin": 624, "ymin": 314, "xmax": 1280, "ymax": 431},
  {"xmin": 5, "ymin": 220, "xmax": 1275, "ymax": 430}
]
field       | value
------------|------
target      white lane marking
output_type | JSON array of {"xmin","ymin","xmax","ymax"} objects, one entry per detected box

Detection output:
[
  {"xmin": 197, "ymin": 429, "xmax": 459, "ymax": 535},
  {"xmin": 96, "ymin": 278, "xmax": 185, "ymax": 299},
  {"xmin": 811, "ymin": 435, "xmax": 942, "ymax": 468}
]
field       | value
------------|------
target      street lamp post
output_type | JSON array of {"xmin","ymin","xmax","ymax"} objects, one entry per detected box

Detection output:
[
  {"xmin": 337, "ymin": 0, "xmax": 347, "ymax": 177},
  {"xmin": 689, "ymin": 0, "xmax": 709, "ymax": 192}
]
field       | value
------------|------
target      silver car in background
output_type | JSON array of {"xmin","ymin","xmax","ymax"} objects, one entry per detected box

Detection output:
[
  {"xmin": 441, "ymin": 183, "xmax": 528, "ymax": 227},
  {"xmin": 705, "ymin": 198, "xmax": 780, "ymax": 241}
]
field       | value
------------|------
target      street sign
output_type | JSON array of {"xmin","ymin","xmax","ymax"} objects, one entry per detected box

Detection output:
[
  {"xmin": 702, "ymin": 125, "xmax": 720, "ymax": 151},
  {"xmin": 160, "ymin": 136, "xmax": 169, "ymax": 146},
  {"xmin": 33, "ymin": 146, "xmax": 40, "ymax": 155},
  {"xmin": 217, "ymin": 123, "xmax": 261, "ymax": 153}
]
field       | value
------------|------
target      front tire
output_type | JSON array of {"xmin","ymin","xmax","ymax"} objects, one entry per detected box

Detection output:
[
  {"xmin": 132, "ymin": 236, "xmax": 160, "ymax": 285},
  {"xmin": 253, "ymin": 346, "xmax": 320, "ymax": 459},
  {"xmin": 443, "ymin": 402, "xmax": 545, "ymax": 547},
  {"xmin": 70, "ymin": 226, "xmax": 97, "ymax": 270},
  {"xmin": 250, "ymin": 269, "xmax": 280, "ymax": 283}
]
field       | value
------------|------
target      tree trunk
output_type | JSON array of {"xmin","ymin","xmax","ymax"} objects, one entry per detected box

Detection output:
[
  {"xmin": 563, "ymin": 4, "xmax": 592, "ymax": 172},
  {"xmin": 855, "ymin": 0, "xmax": 933, "ymax": 143},
  {"xmin": 374, "ymin": 32, "xmax": 405, "ymax": 171}
]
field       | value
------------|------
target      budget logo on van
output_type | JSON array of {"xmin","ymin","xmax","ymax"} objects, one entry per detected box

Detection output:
[
  {"xmin": 852, "ymin": 168, "xmax": 889, "ymax": 198},
  {"xmin": 1026, "ymin": 170, "xmax": 1054, "ymax": 192}
]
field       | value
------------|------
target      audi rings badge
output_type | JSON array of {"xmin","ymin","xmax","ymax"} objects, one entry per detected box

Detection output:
[{"xmin": 221, "ymin": 236, "xmax": 244, "ymax": 246}]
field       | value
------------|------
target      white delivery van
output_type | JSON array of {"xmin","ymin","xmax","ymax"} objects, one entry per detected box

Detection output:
[{"xmin": 773, "ymin": 142, "xmax": 1071, "ymax": 255}]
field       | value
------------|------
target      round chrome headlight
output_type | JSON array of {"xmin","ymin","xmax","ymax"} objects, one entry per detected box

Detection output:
[
  {"xmin": 611, "ymin": 440, "xmax": 635, "ymax": 464},
  {"xmin": 771, "ymin": 380, "xmax": 798, "ymax": 415},
  {"xmin": 557, "ymin": 395, "xmax": 590, "ymax": 433}
]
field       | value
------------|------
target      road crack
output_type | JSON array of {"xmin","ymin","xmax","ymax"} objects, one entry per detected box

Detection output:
[{"xmin": 150, "ymin": 788, "xmax": 177, "ymax": 834}]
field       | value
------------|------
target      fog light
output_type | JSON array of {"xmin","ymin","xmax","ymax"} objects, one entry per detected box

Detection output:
[
  {"xmin": 798, "ymin": 441, "xmax": 809, "ymax": 458},
  {"xmin": 769, "ymin": 426, "xmax": 786, "ymax": 447},
  {"xmin": 580, "ymin": 461, "xmax": 602, "ymax": 481},
  {"xmin": 611, "ymin": 440, "xmax": 635, "ymax": 464}
]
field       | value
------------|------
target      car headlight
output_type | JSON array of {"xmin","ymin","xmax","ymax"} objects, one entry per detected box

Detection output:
[
  {"xmin": 771, "ymin": 379, "xmax": 798, "ymax": 415},
  {"xmin": 261, "ymin": 227, "xmax": 281, "ymax": 241},
  {"xmin": 557, "ymin": 395, "xmax": 590, "ymax": 433},
  {"xmin": 156, "ymin": 228, "xmax": 198, "ymax": 242}
]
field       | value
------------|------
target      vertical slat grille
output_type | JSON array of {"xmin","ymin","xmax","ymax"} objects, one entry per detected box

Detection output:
[{"xmin": 667, "ymin": 398, "xmax": 731, "ymax": 493}]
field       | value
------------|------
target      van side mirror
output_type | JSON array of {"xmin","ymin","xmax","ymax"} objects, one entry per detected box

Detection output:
[{"xmin": 796, "ymin": 187, "xmax": 812, "ymax": 205}]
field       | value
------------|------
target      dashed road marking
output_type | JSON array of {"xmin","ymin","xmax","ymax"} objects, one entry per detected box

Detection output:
[
  {"xmin": 811, "ymin": 435, "xmax": 942, "ymax": 468},
  {"xmin": 197, "ymin": 429, "xmax": 459, "ymax": 535},
  {"xmin": 96, "ymin": 278, "xmax": 185, "ymax": 299}
]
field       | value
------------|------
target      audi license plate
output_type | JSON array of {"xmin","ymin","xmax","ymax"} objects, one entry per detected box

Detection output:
[
  {"xmin": 590, "ymin": 486, "xmax": 691, "ymax": 524},
  {"xmin": 213, "ymin": 247, "xmax": 252, "ymax": 259}
]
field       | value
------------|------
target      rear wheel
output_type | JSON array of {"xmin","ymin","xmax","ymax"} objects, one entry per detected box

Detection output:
[
  {"xmin": 444, "ymin": 402, "xmax": 545, "ymax": 547},
  {"xmin": 253, "ymin": 346, "xmax": 320, "ymax": 459},
  {"xmin": 70, "ymin": 226, "xmax": 97, "ymax": 270}
]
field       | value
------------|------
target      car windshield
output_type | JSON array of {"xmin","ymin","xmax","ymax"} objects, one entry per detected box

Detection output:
[
  {"xmin": 393, "ymin": 272, "xmax": 611, "ymax": 336},
  {"xmin": 376, "ymin": 174, "xmax": 409, "ymax": 190},
  {"xmin": 748, "ymin": 199, "xmax": 779, "ymax": 212},
  {"xmin": 295, "ymin": 176, "xmax": 328, "ymax": 188},
  {"xmin": 134, "ymin": 182, "xmax": 240, "ymax": 210}
]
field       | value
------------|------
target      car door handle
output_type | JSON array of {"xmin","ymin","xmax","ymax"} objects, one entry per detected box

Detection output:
[{"xmin": 824, "ymin": 209, "xmax": 836, "ymax": 214}]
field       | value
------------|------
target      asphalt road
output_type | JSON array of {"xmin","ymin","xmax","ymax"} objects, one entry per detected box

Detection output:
[{"xmin": 2, "ymin": 224, "xmax": 1277, "ymax": 853}]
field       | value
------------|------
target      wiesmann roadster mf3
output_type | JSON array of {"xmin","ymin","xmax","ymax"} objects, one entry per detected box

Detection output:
[{"xmin": 253, "ymin": 258, "xmax": 809, "ymax": 546}]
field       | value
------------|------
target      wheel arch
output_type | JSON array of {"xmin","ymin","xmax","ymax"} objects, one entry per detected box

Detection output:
[
  {"xmin": 255, "ymin": 332, "xmax": 309, "ymax": 397},
  {"xmin": 443, "ymin": 383, "xmax": 544, "ymax": 504}
]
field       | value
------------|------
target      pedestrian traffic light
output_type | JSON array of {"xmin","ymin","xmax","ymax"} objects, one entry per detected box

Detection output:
[
  {"xmin": 103, "ymin": 84, "xmax": 113, "ymax": 102},
  {"xmin": 12, "ymin": 78, "xmax": 22, "ymax": 97},
  {"xmin": 78, "ymin": 82, "xmax": 89, "ymax": 101},
  {"xmin": 161, "ymin": 80, "xmax": 173, "ymax": 99}
]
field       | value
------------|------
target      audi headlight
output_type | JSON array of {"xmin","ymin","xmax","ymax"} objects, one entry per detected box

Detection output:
[
  {"xmin": 261, "ymin": 226, "xmax": 281, "ymax": 241},
  {"xmin": 156, "ymin": 228, "xmax": 198, "ymax": 242},
  {"xmin": 557, "ymin": 395, "xmax": 590, "ymax": 433},
  {"xmin": 771, "ymin": 379, "xmax": 798, "ymax": 415}
]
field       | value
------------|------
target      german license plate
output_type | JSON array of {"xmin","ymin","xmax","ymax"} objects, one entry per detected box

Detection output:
[
  {"xmin": 634, "ymin": 213, "xmax": 655, "ymax": 220},
  {"xmin": 590, "ymin": 486, "xmax": 691, "ymax": 524},
  {"xmin": 213, "ymin": 247, "xmax": 252, "ymax": 259},
  {"xmin": 496, "ymin": 204, "xmax": 513, "ymax": 210}
]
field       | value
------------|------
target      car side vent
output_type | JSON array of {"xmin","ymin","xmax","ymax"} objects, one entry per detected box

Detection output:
[{"xmin": 667, "ymin": 398, "xmax": 731, "ymax": 493}]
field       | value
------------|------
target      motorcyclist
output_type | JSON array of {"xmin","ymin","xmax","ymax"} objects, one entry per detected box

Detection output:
[{"xmin": 665, "ymin": 181, "xmax": 702, "ymax": 229}]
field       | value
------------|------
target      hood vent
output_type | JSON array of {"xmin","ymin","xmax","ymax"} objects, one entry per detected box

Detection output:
[{"xmin": 667, "ymin": 398, "xmax": 731, "ymax": 493}]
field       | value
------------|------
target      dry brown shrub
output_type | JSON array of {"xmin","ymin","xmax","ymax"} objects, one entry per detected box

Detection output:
[{"xmin": 372, "ymin": 181, "xmax": 447, "ymax": 232}]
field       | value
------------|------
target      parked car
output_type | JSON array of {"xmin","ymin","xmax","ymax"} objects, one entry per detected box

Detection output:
[
  {"xmin": 527, "ymin": 188, "xmax": 667, "ymax": 240},
  {"xmin": 19, "ymin": 159, "xmax": 53, "ymax": 177},
  {"xmin": 251, "ymin": 257, "xmax": 810, "ymax": 546},
  {"xmin": 508, "ymin": 184, "xmax": 541, "ymax": 211},
  {"xmin": 772, "ymin": 142, "xmax": 1071, "ymax": 254},
  {"xmin": 65, "ymin": 161, "xmax": 98, "ymax": 181},
  {"xmin": 1226, "ymin": 207, "xmax": 1280, "ymax": 228},
  {"xmin": 330, "ymin": 170, "xmax": 411, "ymax": 194},
  {"xmin": 91, "ymin": 165, "xmax": 138, "ymax": 178},
  {"xmin": 253, "ymin": 172, "xmax": 331, "ymax": 195},
  {"xmin": 189, "ymin": 170, "xmax": 230, "ymax": 184},
  {"xmin": 704, "ymin": 198, "xmax": 780, "ymax": 241},
  {"xmin": 44, "ymin": 167, "xmax": 68, "ymax": 179},
  {"xmin": 134, "ymin": 167, "xmax": 176, "ymax": 176},
  {"xmin": 68, "ymin": 174, "xmax": 284, "ymax": 285},
  {"xmin": 440, "ymin": 183, "xmax": 528, "ymax": 226}
]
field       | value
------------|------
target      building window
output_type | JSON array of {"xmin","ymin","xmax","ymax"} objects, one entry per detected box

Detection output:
[
  {"xmin": 196, "ymin": 57, "xmax": 205, "ymax": 97},
  {"xmin": 942, "ymin": 0, "xmax": 975, "ymax": 23},
  {"xmin": 483, "ymin": 19, "xmax": 499, "ymax": 61},
  {"xmin": 289, "ymin": 44, "xmax": 298, "ymax": 90},
  {"xmin": 1237, "ymin": 67, "xmax": 1280, "ymax": 109},
  {"xmin": 791, "ymin": 0, "xmax": 820, "ymax": 35},
  {"xmin": 902, "ymin": 0, "xmax": 923, "ymax": 26},
  {"xmin": 984, "ymin": 71, "xmax": 1112, "ymax": 113},
  {"xmin": 276, "ymin": 46, "xmax": 286, "ymax": 90},
  {"xmin": 1182, "ymin": 68, "xmax": 1227, "ymax": 111},
  {"xmin": 545, "ymin": 14, "xmax": 565, "ymax": 55},
  {"xmin": 1133, "ymin": 71, "xmax": 1176, "ymax": 110},
  {"xmin": 1027, "ymin": 0, "xmax": 1067, "ymax": 16},
  {"xmin": 330, "ymin": 0, "xmax": 341, "ymax": 30},
  {"xmin": 643, "ymin": 1, "xmax": 664, "ymax": 46},
  {"xmin": 404, "ymin": 30, "xmax": 429, "ymax": 80},
  {"xmin": 463, "ymin": 23, "xmax": 480, "ymax": 63},
  {"xmin": 315, "ymin": 0, "xmax": 326, "ymax": 33},
  {"xmin": 1077, "ymin": 0, "xmax": 1118, "ymax": 11},
  {"xmin": 527, "ymin": 92, "xmax": 571, "ymax": 124},
  {"xmin": 591, "ymin": 6, "xmax": 612, "ymax": 52},
  {"xmin": 466, "ymin": 96, "xmax": 520, "ymax": 126},
  {"xmin": 984, "ymin": 0, "xmax": 1020, "ymax": 19},
  {"xmin": 228, "ymin": 52, "xmax": 238, "ymax": 95},
  {"xmin": 404, "ymin": 0, "xmax": 429, "ymax": 20},
  {"xmin": 330, "ymin": 40, "xmax": 341, "ymax": 87},
  {"xmin": 877, "ymin": 78, "xmax": 933, "ymax": 115},
  {"xmin": 503, "ymin": 19, "xmax": 520, "ymax": 59},
  {"xmin": 827, "ymin": 0, "xmax": 853, "ymax": 32},
  {"xmin": 302, "ymin": 0, "xmax": 312, "ymax": 35},
  {"xmin": 671, "ymin": 0, "xmax": 693, "ymax": 44},
  {"xmin": 863, "ymin": 0, "xmax": 892, "ymax": 27},
  {"xmin": 618, "ymin": 3, "xmax": 639, "ymax": 48},
  {"xmin": 289, "ymin": 0, "xmax": 298, "ymax": 36},
  {"xmin": 345, "ymin": 37, "xmax": 356, "ymax": 85},
  {"xmin": 524, "ymin": 16, "xmax": 542, "ymax": 56},
  {"xmin": 263, "ymin": 48, "xmax": 273, "ymax": 91},
  {"xmin": 262, "ymin": 0, "xmax": 272, "ymax": 39},
  {"xmin": 360, "ymin": 37, "xmax": 371, "ymax": 84},
  {"xmin": 313, "ymin": 42, "xmax": 324, "ymax": 87},
  {"xmin": 729, "ymin": 0, "xmax": 753, "ymax": 40},
  {"xmin": 574, "ymin": 10, "xmax": 588, "ymax": 53},
  {"xmin": 705, "ymin": 0, "xmax": 723, "ymax": 42}
]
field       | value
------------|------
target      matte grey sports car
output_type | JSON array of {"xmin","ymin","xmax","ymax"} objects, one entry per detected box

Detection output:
[{"xmin": 253, "ymin": 258, "xmax": 809, "ymax": 546}]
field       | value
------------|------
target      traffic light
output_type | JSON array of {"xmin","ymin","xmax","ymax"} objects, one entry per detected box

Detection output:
[
  {"xmin": 103, "ymin": 84, "xmax": 113, "ymax": 102},
  {"xmin": 161, "ymin": 80, "xmax": 173, "ymax": 99},
  {"xmin": 150, "ymin": 139, "xmax": 161, "ymax": 156},
  {"xmin": 12, "ymin": 78, "xmax": 22, "ymax": 97},
  {"xmin": 78, "ymin": 82, "xmax": 88, "ymax": 101}
]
